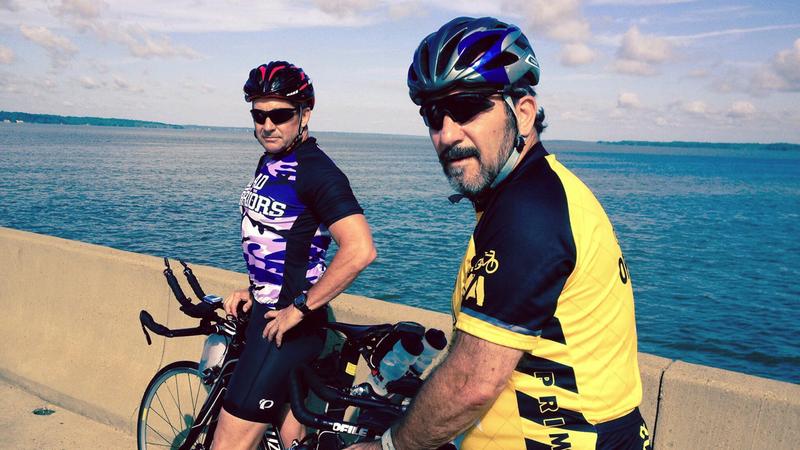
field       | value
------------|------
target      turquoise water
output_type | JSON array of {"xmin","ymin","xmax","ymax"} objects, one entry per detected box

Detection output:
[{"xmin": 1, "ymin": 123, "xmax": 798, "ymax": 384}]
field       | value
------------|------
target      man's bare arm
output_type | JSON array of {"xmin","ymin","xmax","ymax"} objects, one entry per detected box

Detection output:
[
  {"xmin": 264, "ymin": 213, "xmax": 376, "ymax": 345},
  {"xmin": 384, "ymin": 331, "xmax": 522, "ymax": 449}
]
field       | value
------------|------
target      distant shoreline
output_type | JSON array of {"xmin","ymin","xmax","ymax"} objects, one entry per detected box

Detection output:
[
  {"xmin": 1, "ymin": 111, "xmax": 184, "ymax": 129},
  {"xmin": 598, "ymin": 140, "xmax": 800, "ymax": 151},
  {"xmin": 3, "ymin": 111, "xmax": 798, "ymax": 149}
]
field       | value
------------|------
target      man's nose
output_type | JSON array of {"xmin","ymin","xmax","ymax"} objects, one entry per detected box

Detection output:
[
  {"xmin": 434, "ymin": 114, "xmax": 464, "ymax": 149},
  {"xmin": 257, "ymin": 119, "xmax": 276, "ymax": 134}
]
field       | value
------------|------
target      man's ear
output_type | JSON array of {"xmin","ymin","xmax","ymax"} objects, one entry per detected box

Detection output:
[
  {"xmin": 300, "ymin": 107, "xmax": 312, "ymax": 129},
  {"xmin": 514, "ymin": 95, "xmax": 537, "ymax": 138}
]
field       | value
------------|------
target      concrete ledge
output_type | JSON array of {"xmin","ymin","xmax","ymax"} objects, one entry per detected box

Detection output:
[
  {"xmin": 655, "ymin": 360, "xmax": 800, "ymax": 449},
  {"xmin": 1, "ymin": 227, "xmax": 798, "ymax": 449},
  {"xmin": 638, "ymin": 352, "xmax": 673, "ymax": 444}
]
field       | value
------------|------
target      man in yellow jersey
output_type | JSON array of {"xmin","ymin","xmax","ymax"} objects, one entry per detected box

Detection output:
[{"xmin": 348, "ymin": 16, "xmax": 649, "ymax": 450}]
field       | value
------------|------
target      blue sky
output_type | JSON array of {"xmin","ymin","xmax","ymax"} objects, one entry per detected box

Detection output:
[{"xmin": 1, "ymin": 0, "xmax": 799, "ymax": 142}]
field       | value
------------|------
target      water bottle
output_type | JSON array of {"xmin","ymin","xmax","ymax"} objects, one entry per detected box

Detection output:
[
  {"xmin": 409, "ymin": 328, "xmax": 447, "ymax": 376},
  {"xmin": 198, "ymin": 334, "xmax": 229, "ymax": 374},
  {"xmin": 368, "ymin": 333, "xmax": 423, "ymax": 395}
]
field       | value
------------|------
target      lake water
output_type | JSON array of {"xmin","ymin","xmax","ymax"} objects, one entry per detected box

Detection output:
[{"xmin": 1, "ymin": 123, "xmax": 798, "ymax": 384}]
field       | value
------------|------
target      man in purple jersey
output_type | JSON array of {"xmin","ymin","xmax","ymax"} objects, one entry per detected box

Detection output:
[{"xmin": 212, "ymin": 60, "xmax": 377, "ymax": 450}]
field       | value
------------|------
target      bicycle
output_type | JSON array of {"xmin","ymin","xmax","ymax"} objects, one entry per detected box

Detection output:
[{"xmin": 137, "ymin": 258, "xmax": 440, "ymax": 450}]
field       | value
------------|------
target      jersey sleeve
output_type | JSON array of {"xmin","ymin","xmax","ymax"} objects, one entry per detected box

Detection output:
[
  {"xmin": 298, "ymin": 150, "xmax": 364, "ymax": 227},
  {"xmin": 455, "ymin": 179, "xmax": 577, "ymax": 351}
]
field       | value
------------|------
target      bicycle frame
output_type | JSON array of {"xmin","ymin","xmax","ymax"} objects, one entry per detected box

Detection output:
[{"xmin": 139, "ymin": 258, "xmax": 438, "ymax": 450}]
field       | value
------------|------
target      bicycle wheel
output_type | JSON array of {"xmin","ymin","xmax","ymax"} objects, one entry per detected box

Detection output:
[{"xmin": 138, "ymin": 361, "xmax": 212, "ymax": 450}]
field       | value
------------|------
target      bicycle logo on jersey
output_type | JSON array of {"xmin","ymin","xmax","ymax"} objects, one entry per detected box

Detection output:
[
  {"xmin": 472, "ymin": 250, "xmax": 499, "ymax": 275},
  {"xmin": 462, "ymin": 250, "xmax": 500, "ymax": 308}
]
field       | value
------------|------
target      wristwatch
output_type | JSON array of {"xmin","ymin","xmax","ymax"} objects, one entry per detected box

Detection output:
[{"xmin": 292, "ymin": 293, "xmax": 311, "ymax": 315}]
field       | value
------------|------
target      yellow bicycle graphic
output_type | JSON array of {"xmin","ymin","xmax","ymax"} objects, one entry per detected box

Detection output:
[{"xmin": 472, "ymin": 250, "xmax": 499, "ymax": 274}]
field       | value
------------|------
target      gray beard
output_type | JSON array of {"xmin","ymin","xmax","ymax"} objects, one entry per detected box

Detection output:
[{"xmin": 441, "ymin": 142, "xmax": 513, "ymax": 200}]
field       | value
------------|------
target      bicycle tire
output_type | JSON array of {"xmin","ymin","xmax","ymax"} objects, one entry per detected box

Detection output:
[{"xmin": 137, "ymin": 361, "xmax": 212, "ymax": 450}]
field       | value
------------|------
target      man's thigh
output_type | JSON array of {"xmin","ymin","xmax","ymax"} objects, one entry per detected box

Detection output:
[
  {"xmin": 222, "ymin": 303, "xmax": 326, "ymax": 423},
  {"xmin": 211, "ymin": 407, "xmax": 270, "ymax": 450}
]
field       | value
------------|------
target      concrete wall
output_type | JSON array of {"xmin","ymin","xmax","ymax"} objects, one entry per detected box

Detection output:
[{"xmin": 1, "ymin": 227, "xmax": 798, "ymax": 449}]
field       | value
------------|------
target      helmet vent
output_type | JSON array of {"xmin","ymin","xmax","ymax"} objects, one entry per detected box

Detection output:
[
  {"xmin": 482, "ymin": 51, "xmax": 518, "ymax": 71},
  {"xmin": 454, "ymin": 34, "xmax": 500, "ymax": 71},
  {"xmin": 408, "ymin": 65, "xmax": 418, "ymax": 82},
  {"xmin": 419, "ymin": 42, "xmax": 431, "ymax": 77},
  {"xmin": 436, "ymin": 28, "xmax": 467, "ymax": 77}
]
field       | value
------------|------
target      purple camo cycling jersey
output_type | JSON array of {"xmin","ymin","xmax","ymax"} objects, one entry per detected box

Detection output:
[{"xmin": 239, "ymin": 137, "xmax": 363, "ymax": 308}]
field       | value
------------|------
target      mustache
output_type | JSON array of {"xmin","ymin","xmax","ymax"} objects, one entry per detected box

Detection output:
[{"xmin": 439, "ymin": 145, "xmax": 479, "ymax": 164}]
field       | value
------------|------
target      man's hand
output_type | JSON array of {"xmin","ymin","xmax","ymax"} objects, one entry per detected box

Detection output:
[
  {"xmin": 263, "ymin": 306, "xmax": 304, "ymax": 347},
  {"xmin": 344, "ymin": 440, "xmax": 381, "ymax": 450},
  {"xmin": 223, "ymin": 288, "xmax": 252, "ymax": 318}
]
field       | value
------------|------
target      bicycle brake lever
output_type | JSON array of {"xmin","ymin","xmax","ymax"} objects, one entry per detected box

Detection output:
[
  {"xmin": 139, "ymin": 314, "xmax": 153, "ymax": 346},
  {"xmin": 141, "ymin": 324, "xmax": 152, "ymax": 345}
]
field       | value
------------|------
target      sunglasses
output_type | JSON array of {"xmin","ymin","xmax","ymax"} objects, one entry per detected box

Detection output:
[
  {"xmin": 419, "ymin": 93, "xmax": 499, "ymax": 130},
  {"xmin": 250, "ymin": 107, "xmax": 298, "ymax": 125}
]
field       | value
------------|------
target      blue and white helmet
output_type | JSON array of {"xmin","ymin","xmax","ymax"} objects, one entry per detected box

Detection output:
[{"xmin": 408, "ymin": 16, "xmax": 540, "ymax": 105}]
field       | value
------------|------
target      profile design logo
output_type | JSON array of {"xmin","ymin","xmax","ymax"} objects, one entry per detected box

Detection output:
[{"xmin": 462, "ymin": 250, "xmax": 499, "ymax": 307}]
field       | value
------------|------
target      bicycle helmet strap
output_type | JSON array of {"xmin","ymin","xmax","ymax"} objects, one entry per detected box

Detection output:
[{"xmin": 489, "ymin": 94, "xmax": 525, "ymax": 190}]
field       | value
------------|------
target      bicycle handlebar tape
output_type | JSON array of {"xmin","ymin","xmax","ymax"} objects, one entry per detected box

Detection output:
[
  {"xmin": 163, "ymin": 260, "xmax": 190, "ymax": 306},
  {"xmin": 179, "ymin": 259, "xmax": 207, "ymax": 300}
]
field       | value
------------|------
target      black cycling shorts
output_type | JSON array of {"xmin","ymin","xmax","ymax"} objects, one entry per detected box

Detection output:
[
  {"xmin": 595, "ymin": 408, "xmax": 651, "ymax": 450},
  {"xmin": 223, "ymin": 301, "xmax": 327, "ymax": 423}
]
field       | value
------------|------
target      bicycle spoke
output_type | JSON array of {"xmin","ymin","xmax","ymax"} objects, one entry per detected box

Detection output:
[
  {"xmin": 188, "ymin": 372, "xmax": 196, "ymax": 415},
  {"xmin": 144, "ymin": 441, "xmax": 176, "ymax": 448},
  {"xmin": 148, "ymin": 398, "xmax": 181, "ymax": 434},
  {"xmin": 145, "ymin": 422, "xmax": 175, "ymax": 446},
  {"xmin": 140, "ymin": 363, "xmax": 211, "ymax": 450},
  {"xmin": 154, "ymin": 391, "xmax": 181, "ymax": 436},
  {"xmin": 174, "ymin": 372, "xmax": 182, "ymax": 418}
]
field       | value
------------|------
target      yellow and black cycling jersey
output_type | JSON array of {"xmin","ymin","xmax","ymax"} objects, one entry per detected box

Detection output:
[{"xmin": 452, "ymin": 142, "xmax": 644, "ymax": 450}]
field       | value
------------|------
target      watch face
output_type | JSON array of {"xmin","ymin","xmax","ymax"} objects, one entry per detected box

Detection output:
[{"xmin": 293, "ymin": 294, "xmax": 309, "ymax": 313}]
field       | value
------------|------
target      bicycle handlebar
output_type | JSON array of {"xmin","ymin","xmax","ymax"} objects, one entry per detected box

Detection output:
[
  {"xmin": 179, "ymin": 259, "xmax": 207, "ymax": 300},
  {"xmin": 138, "ymin": 310, "xmax": 217, "ymax": 345},
  {"xmin": 290, "ymin": 365, "xmax": 405, "ymax": 437}
]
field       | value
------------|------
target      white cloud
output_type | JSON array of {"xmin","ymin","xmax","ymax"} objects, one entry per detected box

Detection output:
[
  {"xmin": 112, "ymin": 75, "xmax": 144, "ymax": 93},
  {"xmin": 680, "ymin": 100, "xmax": 708, "ymax": 115},
  {"xmin": 617, "ymin": 92, "xmax": 641, "ymax": 109},
  {"xmin": 618, "ymin": 26, "xmax": 671, "ymax": 63},
  {"xmin": 667, "ymin": 24, "xmax": 800, "ymax": 43},
  {"xmin": 751, "ymin": 38, "xmax": 800, "ymax": 93},
  {"xmin": 589, "ymin": 0, "xmax": 695, "ymax": 4},
  {"xmin": 687, "ymin": 68, "xmax": 708, "ymax": 78},
  {"xmin": 79, "ymin": 76, "xmax": 102, "ymax": 89},
  {"xmin": 0, "ymin": 45, "xmax": 14, "ymax": 64},
  {"xmin": 0, "ymin": 79, "xmax": 20, "ymax": 94},
  {"xmin": 125, "ymin": 33, "xmax": 201, "ymax": 59},
  {"xmin": 91, "ymin": 1, "xmax": 376, "ymax": 32},
  {"xmin": 560, "ymin": 43, "xmax": 597, "ymax": 66},
  {"xmin": 53, "ymin": 0, "xmax": 105, "ymax": 19},
  {"xmin": 503, "ymin": 0, "xmax": 591, "ymax": 43},
  {"xmin": 727, "ymin": 101, "xmax": 756, "ymax": 118},
  {"xmin": 388, "ymin": 1, "xmax": 423, "ymax": 19},
  {"xmin": 0, "ymin": 0, "xmax": 22, "ymax": 12},
  {"xmin": 19, "ymin": 25, "xmax": 78, "ymax": 54},
  {"xmin": 613, "ymin": 59, "xmax": 657, "ymax": 76},
  {"xmin": 19, "ymin": 25, "xmax": 79, "ymax": 66},
  {"xmin": 614, "ymin": 26, "xmax": 672, "ymax": 76},
  {"xmin": 313, "ymin": 0, "xmax": 378, "ymax": 17}
]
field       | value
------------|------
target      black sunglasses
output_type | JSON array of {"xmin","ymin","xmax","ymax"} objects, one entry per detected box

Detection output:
[
  {"xmin": 419, "ymin": 93, "xmax": 499, "ymax": 130},
  {"xmin": 250, "ymin": 107, "xmax": 298, "ymax": 125}
]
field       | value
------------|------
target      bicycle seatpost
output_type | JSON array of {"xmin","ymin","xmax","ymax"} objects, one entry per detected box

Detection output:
[
  {"xmin": 163, "ymin": 258, "xmax": 191, "ymax": 307},
  {"xmin": 179, "ymin": 259, "xmax": 207, "ymax": 300}
]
